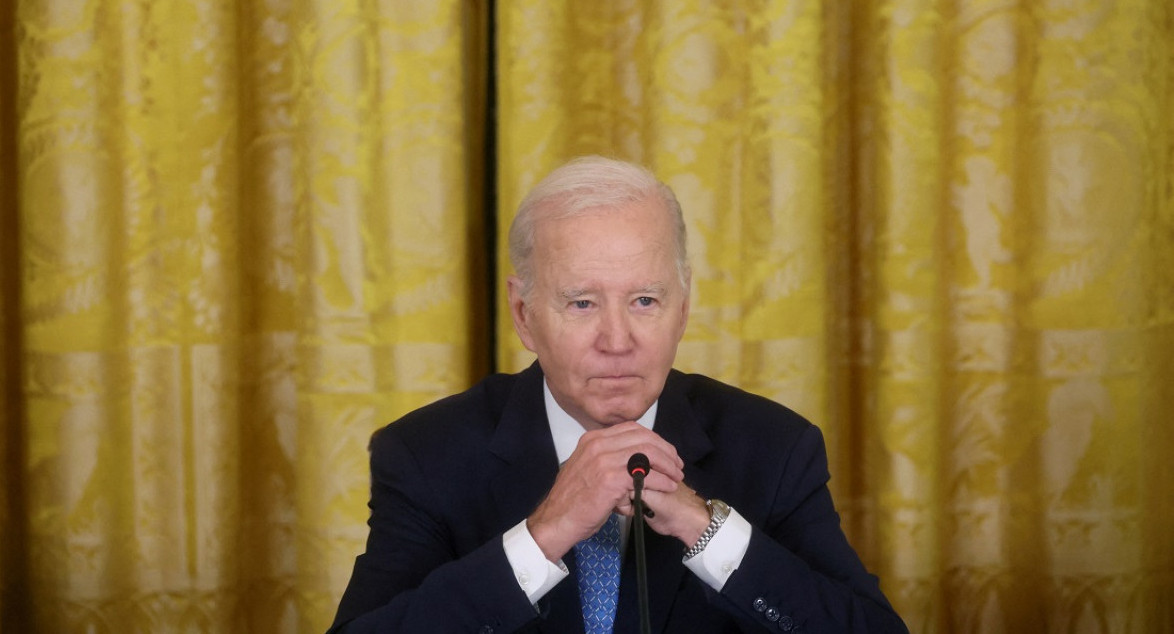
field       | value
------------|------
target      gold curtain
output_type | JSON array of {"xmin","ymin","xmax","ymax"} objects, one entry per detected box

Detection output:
[
  {"xmin": 2, "ymin": 0, "xmax": 487, "ymax": 631},
  {"xmin": 3, "ymin": 1, "xmax": 1173, "ymax": 633},
  {"xmin": 496, "ymin": 1, "xmax": 1174, "ymax": 632}
]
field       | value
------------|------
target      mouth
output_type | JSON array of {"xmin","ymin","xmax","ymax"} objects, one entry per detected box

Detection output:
[{"xmin": 592, "ymin": 375, "xmax": 641, "ymax": 386}]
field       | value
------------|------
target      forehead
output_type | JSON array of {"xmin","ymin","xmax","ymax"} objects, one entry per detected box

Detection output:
[
  {"xmin": 531, "ymin": 203, "xmax": 678, "ymax": 285},
  {"xmin": 534, "ymin": 198, "xmax": 672, "ymax": 245}
]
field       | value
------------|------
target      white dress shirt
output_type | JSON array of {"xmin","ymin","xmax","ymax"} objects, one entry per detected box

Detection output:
[{"xmin": 502, "ymin": 380, "xmax": 752, "ymax": 604}]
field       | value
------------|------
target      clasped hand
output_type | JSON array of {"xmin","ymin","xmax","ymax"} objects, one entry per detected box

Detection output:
[{"xmin": 527, "ymin": 422, "xmax": 710, "ymax": 562}]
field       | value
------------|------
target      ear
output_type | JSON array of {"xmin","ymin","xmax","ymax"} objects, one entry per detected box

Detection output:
[
  {"xmin": 676, "ymin": 272, "xmax": 692, "ymax": 339},
  {"xmin": 507, "ymin": 275, "xmax": 537, "ymax": 352}
]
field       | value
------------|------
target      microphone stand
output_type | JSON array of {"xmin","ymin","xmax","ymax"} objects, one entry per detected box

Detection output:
[{"xmin": 629, "ymin": 455, "xmax": 652, "ymax": 634}]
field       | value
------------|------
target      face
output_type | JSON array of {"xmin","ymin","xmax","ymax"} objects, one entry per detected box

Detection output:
[{"xmin": 508, "ymin": 200, "xmax": 690, "ymax": 431}]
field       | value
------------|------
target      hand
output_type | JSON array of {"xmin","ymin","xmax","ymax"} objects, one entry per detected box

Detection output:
[
  {"xmin": 527, "ymin": 422, "xmax": 684, "ymax": 562},
  {"xmin": 640, "ymin": 481, "xmax": 711, "ymax": 548}
]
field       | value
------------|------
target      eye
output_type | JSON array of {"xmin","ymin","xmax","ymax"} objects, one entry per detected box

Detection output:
[
  {"xmin": 572, "ymin": 299, "xmax": 592, "ymax": 310},
  {"xmin": 635, "ymin": 296, "xmax": 656, "ymax": 307}
]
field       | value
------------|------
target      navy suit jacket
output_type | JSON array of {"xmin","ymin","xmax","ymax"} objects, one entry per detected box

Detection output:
[{"xmin": 329, "ymin": 364, "xmax": 906, "ymax": 633}]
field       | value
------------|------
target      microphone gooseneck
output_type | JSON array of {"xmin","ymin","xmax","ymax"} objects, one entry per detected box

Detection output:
[{"xmin": 628, "ymin": 453, "xmax": 652, "ymax": 634}]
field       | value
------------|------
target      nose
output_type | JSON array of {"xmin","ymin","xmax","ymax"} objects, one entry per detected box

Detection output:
[{"xmin": 596, "ymin": 304, "xmax": 635, "ymax": 354}]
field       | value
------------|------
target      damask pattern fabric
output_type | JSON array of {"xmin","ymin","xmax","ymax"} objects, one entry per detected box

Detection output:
[
  {"xmin": 3, "ymin": 1, "xmax": 487, "ymax": 631},
  {"xmin": 1, "ymin": 1, "xmax": 1172, "ymax": 633},
  {"xmin": 494, "ymin": 1, "xmax": 1174, "ymax": 632}
]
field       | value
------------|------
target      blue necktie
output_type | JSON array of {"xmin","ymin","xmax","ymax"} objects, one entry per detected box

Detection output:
[{"xmin": 575, "ymin": 513, "xmax": 623, "ymax": 634}]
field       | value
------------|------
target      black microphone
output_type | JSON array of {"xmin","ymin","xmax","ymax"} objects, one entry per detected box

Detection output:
[
  {"xmin": 627, "ymin": 452, "xmax": 650, "ymax": 479},
  {"xmin": 628, "ymin": 453, "xmax": 652, "ymax": 634},
  {"xmin": 627, "ymin": 453, "xmax": 653, "ymax": 518}
]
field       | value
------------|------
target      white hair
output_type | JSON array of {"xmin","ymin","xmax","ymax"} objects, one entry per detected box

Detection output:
[{"xmin": 507, "ymin": 156, "xmax": 690, "ymax": 298}]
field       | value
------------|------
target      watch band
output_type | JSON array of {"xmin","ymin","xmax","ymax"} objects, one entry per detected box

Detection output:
[{"xmin": 684, "ymin": 499, "xmax": 730, "ymax": 560}]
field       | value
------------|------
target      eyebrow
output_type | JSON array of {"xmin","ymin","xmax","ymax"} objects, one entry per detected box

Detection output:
[
  {"xmin": 558, "ymin": 288, "xmax": 593, "ymax": 301},
  {"xmin": 635, "ymin": 283, "xmax": 668, "ymax": 296},
  {"xmin": 558, "ymin": 283, "xmax": 667, "ymax": 301}
]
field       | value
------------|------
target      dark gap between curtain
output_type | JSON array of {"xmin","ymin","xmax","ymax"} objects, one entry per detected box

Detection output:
[{"xmin": 483, "ymin": 0, "xmax": 499, "ymax": 375}]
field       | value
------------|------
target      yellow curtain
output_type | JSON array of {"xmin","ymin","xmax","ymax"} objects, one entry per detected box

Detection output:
[
  {"xmin": 3, "ymin": 1, "xmax": 1173, "ymax": 633},
  {"xmin": 497, "ymin": 1, "xmax": 1174, "ymax": 632},
  {"xmin": 3, "ymin": 1, "xmax": 486, "ymax": 631}
]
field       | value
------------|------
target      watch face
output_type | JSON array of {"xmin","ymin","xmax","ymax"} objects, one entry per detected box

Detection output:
[{"xmin": 708, "ymin": 499, "xmax": 730, "ymax": 519}]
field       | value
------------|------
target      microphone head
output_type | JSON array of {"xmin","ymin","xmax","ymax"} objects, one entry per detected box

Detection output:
[{"xmin": 628, "ymin": 453, "xmax": 650, "ymax": 478}]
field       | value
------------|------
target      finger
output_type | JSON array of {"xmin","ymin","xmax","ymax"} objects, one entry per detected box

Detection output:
[
  {"xmin": 629, "ymin": 499, "xmax": 655, "ymax": 518},
  {"xmin": 582, "ymin": 425, "xmax": 685, "ymax": 477},
  {"xmin": 592, "ymin": 423, "xmax": 683, "ymax": 467},
  {"xmin": 644, "ymin": 447, "xmax": 685, "ymax": 481},
  {"xmin": 625, "ymin": 428, "xmax": 686, "ymax": 471},
  {"xmin": 640, "ymin": 471, "xmax": 680, "ymax": 494}
]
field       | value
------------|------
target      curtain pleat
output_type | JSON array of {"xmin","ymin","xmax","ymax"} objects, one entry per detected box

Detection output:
[
  {"xmin": 7, "ymin": 1, "xmax": 484, "ymax": 631},
  {"xmin": 2, "ymin": 1, "xmax": 1172, "ymax": 632},
  {"xmin": 496, "ymin": 1, "xmax": 1174, "ymax": 632}
]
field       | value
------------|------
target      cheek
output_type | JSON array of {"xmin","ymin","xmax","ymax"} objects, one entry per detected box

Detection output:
[
  {"xmin": 542, "ymin": 334, "xmax": 594, "ymax": 368},
  {"xmin": 554, "ymin": 323, "xmax": 599, "ymax": 348},
  {"xmin": 655, "ymin": 331, "xmax": 684, "ymax": 363}
]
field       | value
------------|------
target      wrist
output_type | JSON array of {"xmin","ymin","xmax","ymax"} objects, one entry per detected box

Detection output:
[
  {"xmin": 526, "ymin": 514, "xmax": 572, "ymax": 563},
  {"xmin": 683, "ymin": 499, "xmax": 730, "ymax": 560},
  {"xmin": 679, "ymin": 497, "xmax": 711, "ymax": 546}
]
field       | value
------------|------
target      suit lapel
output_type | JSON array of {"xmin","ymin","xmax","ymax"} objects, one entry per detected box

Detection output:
[
  {"xmin": 488, "ymin": 364, "xmax": 585, "ymax": 634},
  {"xmin": 614, "ymin": 522, "xmax": 690, "ymax": 634},
  {"xmin": 615, "ymin": 371, "xmax": 715, "ymax": 632},
  {"xmin": 652, "ymin": 370, "xmax": 713, "ymax": 466},
  {"xmin": 489, "ymin": 364, "xmax": 560, "ymax": 526},
  {"xmin": 495, "ymin": 368, "xmax": 717, "ymax": 633}
]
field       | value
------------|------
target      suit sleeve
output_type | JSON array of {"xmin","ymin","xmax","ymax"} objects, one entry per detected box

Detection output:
[
  {"xmin": 715, "ymin": 425, "xmax": 908, "ymax": 633},
  {"xmin": 327, "ymin": 429, "xmax": 539, "ymax": 634}
]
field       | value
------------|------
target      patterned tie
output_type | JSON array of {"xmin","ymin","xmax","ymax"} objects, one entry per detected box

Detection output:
[{"xmin": 575, "ymin": 513, "xmax": 623, "ymax": 634}]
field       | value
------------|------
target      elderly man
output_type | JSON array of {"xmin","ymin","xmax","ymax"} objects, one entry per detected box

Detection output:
[{"xmin": 329, "ymin": 157, "xmax": 906, "ymax": 633}]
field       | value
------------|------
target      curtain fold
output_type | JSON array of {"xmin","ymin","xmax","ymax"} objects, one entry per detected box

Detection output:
[
  {"xmin": 7, "ymin": 1, "xmax": 485, "ymax": 631},
  {"xmin": 0, "ymin": 2, "xmax": 24, "ymax": 632},
  {"xmin": 496, "ymin": 1, "xmax": 1174, "ymax": 631},
  {"xmin": 3, "ymin": 0, "xmax": 1173, "ymax": 632}
]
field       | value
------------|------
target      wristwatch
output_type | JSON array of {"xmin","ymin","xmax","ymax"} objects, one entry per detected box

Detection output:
[{"xmin": 683, "ymin": 498, "xmax": 730, "ymax": 560}]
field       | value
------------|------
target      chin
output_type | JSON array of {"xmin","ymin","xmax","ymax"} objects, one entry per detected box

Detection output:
[{"xmin": 589, "ymin": 400, "xmax": 652, "ymax": 426}]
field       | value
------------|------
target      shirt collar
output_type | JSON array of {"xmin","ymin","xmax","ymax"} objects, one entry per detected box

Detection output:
[{"xmin": 544, "ymin": 379, "xmax": 658, "ymax": 464}]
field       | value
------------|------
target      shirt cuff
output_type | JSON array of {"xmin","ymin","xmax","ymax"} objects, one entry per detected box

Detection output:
[
  {"xmin": 682, "ymin": 507, "xmax": 751, "ymax": 591},
  {"xmin": 502, "ymin": 519, "xmax": 569, "ymax": 604}
]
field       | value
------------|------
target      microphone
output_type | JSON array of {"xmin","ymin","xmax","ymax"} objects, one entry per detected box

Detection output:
[
  {"xmin": 628, "ymin": 453, "xmax": 652, "ymax": 634},
  {"xmin": 627, "ymin": 454, "xmax": 653, "ymax": 518},
  {"xmin": 627, "ymin": 452, "xmax": 650, "ymax": 479}
]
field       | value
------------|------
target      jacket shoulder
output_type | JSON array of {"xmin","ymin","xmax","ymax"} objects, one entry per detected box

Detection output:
[
  {"xmin": 673, "ymin": 370, "xmax": 814, "ymax": 434},
  {"xmin": 368, "ymin": 370, "xmax": 520, "ymax": 453}
]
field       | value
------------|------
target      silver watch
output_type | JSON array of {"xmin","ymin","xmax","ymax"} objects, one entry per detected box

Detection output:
[{"xmin": 684, "ymin": 499, "xmax": 730, "ymax": 560}]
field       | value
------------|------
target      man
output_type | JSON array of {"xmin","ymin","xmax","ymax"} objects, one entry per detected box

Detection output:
[{"xmin": 329, "ymin": 157, "xmax": 907, "ymax": 633}]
